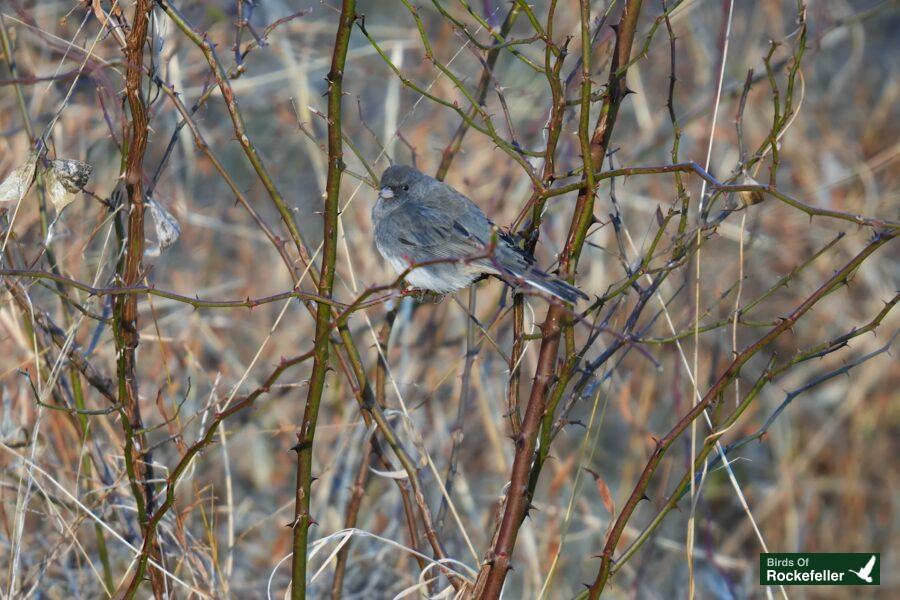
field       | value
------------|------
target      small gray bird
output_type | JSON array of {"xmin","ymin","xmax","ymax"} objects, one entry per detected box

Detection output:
[{"xmin": 373, "ymin": 165, "xmax": 588, "ymax": 303}]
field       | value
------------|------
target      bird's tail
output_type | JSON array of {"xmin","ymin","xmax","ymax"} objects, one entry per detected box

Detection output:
[
  {"xmin": 487, "ymin": 245, "xmax": 589, "ymax": 303},
  {"xmin": 511, "ymin": 266, "xmax": 589, "ymax": 304}
]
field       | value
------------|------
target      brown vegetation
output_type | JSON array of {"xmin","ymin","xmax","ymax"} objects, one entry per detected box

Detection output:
[{"xmin": 0, "ymin": 1, "xmax": 897, "ymax": 598}]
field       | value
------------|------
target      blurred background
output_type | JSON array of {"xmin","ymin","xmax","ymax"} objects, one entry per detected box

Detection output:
[{"xmin": 0, "ymin": 0, "xmax": 897, "ymax": 597}]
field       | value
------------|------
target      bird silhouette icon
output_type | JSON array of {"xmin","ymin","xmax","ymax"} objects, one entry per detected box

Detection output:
[{"xmin": 848, "ymin": 555, "xmax": 876, "ymax": 583}]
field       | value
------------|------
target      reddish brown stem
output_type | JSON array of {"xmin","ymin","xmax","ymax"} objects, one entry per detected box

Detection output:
[
  {"xmin": 115, "ymin": 1, "xmax": 161, "ymax": 597},
  {"xmin": 472, "ymin": 3, "xmax": 644, "ymax": 597},
  {"xmin": 329, "ymin": 438, "xmax": 373, "ymax": 600}
]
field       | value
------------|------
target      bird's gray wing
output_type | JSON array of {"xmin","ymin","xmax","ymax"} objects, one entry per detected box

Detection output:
[
  {"xmin": 424, "ymin": 188, "xmax": 532, "ymax": 262},
  {"xmin": 385, "ymin": 184, "xmax": 538, "ymax": 276},
  {"xmin": 383, "ymin": 202, "xmax": 497, "ymax": 262}
]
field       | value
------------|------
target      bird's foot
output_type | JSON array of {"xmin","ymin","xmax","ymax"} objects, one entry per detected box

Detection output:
[{"xmin": 401, "ymin": 287, "xmax": 446, "ymax": 304}]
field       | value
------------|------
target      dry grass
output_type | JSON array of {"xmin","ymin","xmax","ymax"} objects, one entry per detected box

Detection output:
[{"xmin": 0, "ymin": 1, "xmax": 897, "ymax": 598}]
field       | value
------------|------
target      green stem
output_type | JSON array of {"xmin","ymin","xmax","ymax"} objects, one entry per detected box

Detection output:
[{"xmin": 291, "ymin": 2, "xmax": 355, "ymax": 598}]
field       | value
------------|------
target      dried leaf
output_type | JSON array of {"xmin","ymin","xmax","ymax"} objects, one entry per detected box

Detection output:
[
  {"xmin": 45, "ymin": 168, "xmax": 77, "ymax": 212},
  {"xmin": 43, "ymin": 158, "xmax": 93, "ymax": 213},
  {"xmin": 49, "ymin": 158, "xmax": 93, "ymax": 193},
  {"xmin": 145, "ymin": 198, "xmax": 181, "ymax": 257},
  {"xmin": 0, "ymin": 153, "xmax": 38, "ymax": 203},
  {"xmin": 583, "ymin": 467, "xmax": 615, "ymax": 519}
]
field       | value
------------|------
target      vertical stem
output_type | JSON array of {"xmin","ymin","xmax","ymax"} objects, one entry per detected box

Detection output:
[
  {"xmin": 329, "ymin": 439, "xmax": 372, "ymax": 600},
  {"xmin": 113, "ymin": 1, "xmax": 163, "ymax": 597},
  {"xmin": 0, "ymin": 14, "xmax": 34, "ymax": 140},
  {"xmin": 507, "ymin": 0, "xmax": 563, "ymax": 442},
  {"xmin": 290, "ymin": 2, "xmax": 355, "ymax": 598},
  {"xmin": 472, "ymin": 2, "xmax": 643, "ymax": 597},
  {"xmin": 436, "ymin": 288, "xmax": 478, "ymax": 533},
  {"xmin": 506, "ymin": 296, "xmax": 524, "ymax": 436},
  {"xmin": 71, "ymin": 373, "xmax": 115, "ymax": 593}
]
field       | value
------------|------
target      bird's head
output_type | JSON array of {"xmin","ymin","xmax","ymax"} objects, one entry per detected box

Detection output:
[{"xmin": 378, "ymin": 165, "xmax": 425, "ymax": 203}]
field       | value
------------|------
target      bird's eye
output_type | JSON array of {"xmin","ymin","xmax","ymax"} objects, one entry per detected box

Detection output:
[{"xmin": 402, "ymin": 184, "xmax": 410, "ymax": 191}]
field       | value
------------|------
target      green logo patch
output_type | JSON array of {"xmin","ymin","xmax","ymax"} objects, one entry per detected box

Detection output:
[{"xmin": 760, "ymin": 553, "xmax": 879, "ymax": 586}]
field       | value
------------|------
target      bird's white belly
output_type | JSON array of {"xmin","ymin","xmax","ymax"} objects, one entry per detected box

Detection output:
[{"xmin": 384, "ymin": 254, "xmax": 478, "ymax": 293}]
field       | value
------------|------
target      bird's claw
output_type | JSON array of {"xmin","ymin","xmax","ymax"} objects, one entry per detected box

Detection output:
[{"xmin": 401, "ymin": 287, "xmax": 446, "ymax": 303}]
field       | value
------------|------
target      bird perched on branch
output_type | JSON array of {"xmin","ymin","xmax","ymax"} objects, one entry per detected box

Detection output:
[{"xmin": 372, "ymin": 165, "xmax": 588, "ymax": 303}]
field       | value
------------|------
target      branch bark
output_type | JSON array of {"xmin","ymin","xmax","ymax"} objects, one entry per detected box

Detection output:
[
  {"xmin": 290, "ymin": 1, "xmax": 356, "ymax": 598},
  {"xmin": 470, "ymin": 2, "xmax": 644, "ymax": 598},
  {"xmin": 114, "ymin": 1, "xmax": 160, "ymax": 597}
]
